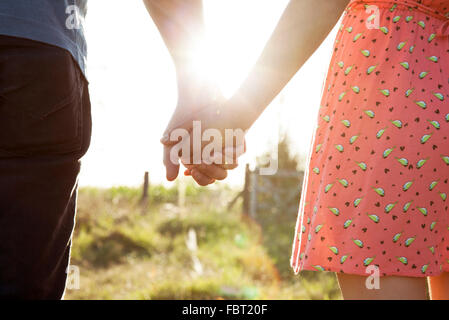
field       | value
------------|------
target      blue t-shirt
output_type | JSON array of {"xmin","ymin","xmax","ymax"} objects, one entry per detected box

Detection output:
[{"xmin": 0, "ymin": 0, "xmax": 87, "ymax": 76}]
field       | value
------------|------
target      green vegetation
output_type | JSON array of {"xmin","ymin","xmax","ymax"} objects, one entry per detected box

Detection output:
[{"xmin": 66, "ymin": 182, "xmax": 341, "ymax": 300}]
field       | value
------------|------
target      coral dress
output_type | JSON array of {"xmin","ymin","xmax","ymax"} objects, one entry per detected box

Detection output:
[{"xmin": 291, "ymin": 0, "xmax": 449, "ymax": 277}]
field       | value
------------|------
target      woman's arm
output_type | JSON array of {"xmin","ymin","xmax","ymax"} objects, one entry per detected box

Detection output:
[{"xmin": 228, "ymin": 0, "xmax": 350, "ymax": 129}]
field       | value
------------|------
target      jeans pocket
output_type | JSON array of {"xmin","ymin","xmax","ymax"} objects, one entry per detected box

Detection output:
[{"xmin": 0, "ymin": 42, "xmax": 83, "ymax": 157}]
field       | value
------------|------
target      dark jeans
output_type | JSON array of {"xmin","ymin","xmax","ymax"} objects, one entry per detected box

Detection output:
[{"xmin": 0, "ymin": 35, "xmax": 92, "ymax": 299}]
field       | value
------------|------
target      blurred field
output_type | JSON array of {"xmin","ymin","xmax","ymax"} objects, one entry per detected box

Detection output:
[{"xmin": 65, "ymin": 182, "xmax": 341, "ymax": 300}]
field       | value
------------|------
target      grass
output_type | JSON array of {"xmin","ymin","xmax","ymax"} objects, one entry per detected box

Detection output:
[{"xmin": 65, "ymin": 183, "xmax": 341, "ymax": 300}]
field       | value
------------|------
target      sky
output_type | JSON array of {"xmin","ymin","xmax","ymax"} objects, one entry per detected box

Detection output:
[{"xmin": 79, "ymin": 0, "xmax": 341, "ymax": 188}]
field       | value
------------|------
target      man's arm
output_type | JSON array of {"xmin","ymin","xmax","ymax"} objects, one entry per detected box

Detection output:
[
  {"xmin": 143, "ymin": 0, "xmax": 228, "ymax": 184},
  {"xmin": 143, "ymin": 0, "xmax": 204, "ymax": 96}
]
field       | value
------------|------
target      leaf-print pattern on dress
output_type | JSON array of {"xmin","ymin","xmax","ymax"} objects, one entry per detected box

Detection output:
[{"xmin": 291, "ymin": 0, "xmax": 449, "ymax": 278}]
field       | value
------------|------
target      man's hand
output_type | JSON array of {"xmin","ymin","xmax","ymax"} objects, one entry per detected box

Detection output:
[{"xmin": 161, "ymin": 98, "xmax": 247, "ymax": 186}]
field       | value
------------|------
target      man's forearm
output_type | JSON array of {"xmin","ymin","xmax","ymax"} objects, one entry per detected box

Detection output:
[
  {"xmin": 229, "ymin": 0, "xmax": 349, "ymax": 130},
  {"xmin": 143, "ymin": 0, "xmax": 205, "ymax": 85}
]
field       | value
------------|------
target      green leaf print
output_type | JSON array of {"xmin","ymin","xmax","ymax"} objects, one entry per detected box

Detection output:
[
  {"xmin": 379, "ymin": 89, "xmax": 390, "ymax": 97},
  {"xmin": 440, "ymin": 154, "xmax": 449, "ymax": 165},
  {"xmin": 416, "ymin": 157, "xmax": 429, "ymax": 169},
  {"xmin": 414, "ymin": 100, "xmax": 427, "ymax": 109},
  {"xmin": 432, "ymin": 92, "xmax": 443, "ymax": 101},
  {"xmin": 343, "ymin": 219, "xmax": 353, "ymax": 229},
  {"xmin": 366, "ymin": 213, "xmax": 380, "ymax": 223},
  {"xmin": 427, "ymin": 119, "xmax": 440, "ymax": 129},
  {"xmin": 363, "ymin": 257, "xmax": 375, "ymax": 266},
  {"xmin": 328, "ymin": 207, "xmax": 340, "ymax": 216},
  {"xmin": 405, "ymin": 236, "xmax": 416, "ymax": 247},
  {"xmin": 393, "ymin": 231, "xmax": 402, "ymax": 243},
  {"xmin": 335, "ymin": 144, "xmax": 344, "ymax": 152},
  {"xmin": 416, "ymin": 207, "xmax": 428, "ymax": 216},
  {"xmin": 376, "ymin": 127, "xmax": 387, "ymax": 139},
  {"xmin": 329, "ymin": 246, "xmax": 339, "ymax": 255},
  {"xmin": 420, "ymin": 133, "xmax": 432, "ymax": 144},
  {"xmin": 429, "ymin": 180, "xmax": 439, "ymax": 191},
  {"xmin": 372, "ymin": 187, "xmax": 385, "ymax": 197},
  {"xmin": 355, "ymin": 161, "xmax": 367, "ymax": 171},
  {"xmin": 352, "ymin": 238, "xmax": 364, "ymax": 248},
  {"xmin": 351, "ymin": 85, "xmax": 360, "ymax": 93},
  {"xmin": 341, "ymin": 119, "xmax": 351, "ymax": 128},
  {"xmin": 393, "ymin": 15, "xmax": 401, "ymax": 22},
  {"xmin": 380, "ymin": 26, "xmax": 389, "ymax": 34},
  {"xmin": 349, "ymin": 135, "xmax": 359, "ymax": 144},
  {"xmin": 402, "ymin": 180, "xmax": 414, "ymax": 191},
  {"xmin": 313, "ymin": 265, "xmax": 325, "ymax": 271},
  {"xmin": 397, "ymin": 41, "xmax": 407, "ymax": 50},
  {"xmin": 405, "ymin": 88, "xmax": 414, "ymax": 97},
  {"xmin": 385, "ymin": 201, "xmax": 398, "ymax": 213},
  {"xmin": 397, "ymin": 256, "xmax": 408, "ymax": 265},
  {"xmin": 390, "ymin": 119, "xmax": 403, "ymax": 128},
  {"xmin": 430, "ymin": 221, "xmax": 437, "ymax": 231},
  {"xmin": 383, "ymin": 147, "xmax": 395, "ymax": 158},
  {"xmin": 421, "ymin": 264, "xmax": 429, "ymax": 274},
  {"xmin": 399, "ymin": 61, "xmax": 410, "ymax": 70},
  {"xmin": 338, "ymin": 91, "xmax": 347, "ymax": 101},
  {"xmin": 361, "ymin": 49, "xmax": 370, "ymax": 57},
  {"xmin": 403, "ymin": 200, "xmax": 413, "ymax": 212},
  {"xmin": 364, "ymin": 110, "xmax": 375, "ymax": 118},
  {"xmin": 340, "ymin": 255, "xmax": 349, "ymax": 264},
  {"xmin": 324, "ymin": 183, "xmax": 334, "ymax": 193},
  {"xmin": 417, "ymin": 21, "xmax": 426, "ymax": 29},
  {"xmin": 354, "ymin": 197, "xmax": 363, "ymax": 207},
  {"xmin": 395, "ymin": 157, "xmax": 408, "ymax": 166},
  {"xmin": 345, "ymin": 65, "xmax": 354, "ymax": 75},
  {"xmin": 367, "ymin": 65, "xmax": 377, "ymax": 74},
  {"xmin": 338, "ymin": 178, "xmax": 349, "ymax": 188},
  {"xmin": 353, "ymin": 33, "xmax": 363, "ymax": 42},
  {"xmin": 428, "ymin": 56, "xmax": 439, "ymax": 63},
  {"xmin": 419, "ymin": 71, "xmax": 429, "ymax": 79}
]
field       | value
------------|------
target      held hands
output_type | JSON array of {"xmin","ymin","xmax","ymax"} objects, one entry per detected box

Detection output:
[{"xmin": 160, "ymin": 84, "xmax": 247, "ymax": 186}]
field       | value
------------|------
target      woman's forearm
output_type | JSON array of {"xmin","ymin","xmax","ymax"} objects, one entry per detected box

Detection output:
[{"xmin": 229, "ymin": 0, "xmax": 350, "ymax": 129}]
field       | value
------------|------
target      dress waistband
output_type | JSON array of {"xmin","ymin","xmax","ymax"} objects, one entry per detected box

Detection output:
[{"xmin": 347, "ymin": 0, "xmax": 449, "ymax": 37}]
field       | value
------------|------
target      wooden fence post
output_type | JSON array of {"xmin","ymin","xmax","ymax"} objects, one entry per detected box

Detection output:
[
  {"xmin": 141, "ymin": 171, "xmax": 149, "ymax": 209},
  {"xmin": 249, "ymin": 169, "xmax": 257, "ymax": 219},
  {"xmin": 242, "ymin": 164, "xmax": 250, "ymax": 214}
]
